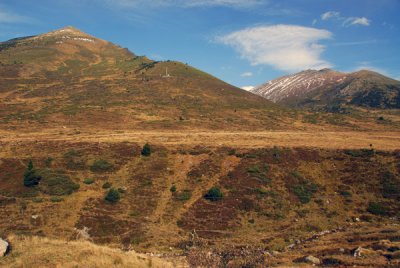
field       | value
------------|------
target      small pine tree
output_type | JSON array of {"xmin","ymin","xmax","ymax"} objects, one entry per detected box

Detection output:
[
  {"xmin": 204, "ymin": 187, "xmax": 224, "ymax": 202},
  {"xmin": 23, "ymin": 160, "xmax": 41, "ymax": 187},
  {"xmin": 141, "ymin": 143, "xmax": 151, "ymax": 156},
  {"xmin": 105, "ymin": 188, "xmax": 120, "ymax": 203}
]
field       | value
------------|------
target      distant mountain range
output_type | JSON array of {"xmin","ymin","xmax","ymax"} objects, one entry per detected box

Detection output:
[{"xmin": 251, "ymin": 69, "xmax": 400, "ymax": 109}]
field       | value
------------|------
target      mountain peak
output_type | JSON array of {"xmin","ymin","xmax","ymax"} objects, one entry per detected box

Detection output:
[{"xmin": 41, "ymin": 26, "xmax": 92, "ymax": 38}]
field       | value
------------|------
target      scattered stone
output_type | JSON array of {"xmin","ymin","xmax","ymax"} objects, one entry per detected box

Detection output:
[
  {"xmin": 74, "ymin": 226, "xmax": 92, "ymax": 241},
  {"xmin": 271, "ymin": 250, "xmax": 280, "ymax": 256},
  {"xmin": 31, "ymin": 214, "xmax": 43, "ymax": 226},
  {"xmin": 0, "ymin": 238, "xmax": 9, "ymax": 257},
  {"xmin": 304, "ymin": 255, "xmax": 321, "ymax": 265},
  {"xmin": 352, "ymin": 246, "xmax": 377, "ymax": 257}
]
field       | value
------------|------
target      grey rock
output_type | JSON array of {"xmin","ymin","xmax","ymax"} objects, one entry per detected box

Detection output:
[{"xmin": 304, "ymin": 255, "xmax": 321, "ymax": 265}]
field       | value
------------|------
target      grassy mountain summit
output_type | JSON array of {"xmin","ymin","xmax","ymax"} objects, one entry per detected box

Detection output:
[{"xmin": 0, "ymin": 26, "xmax": 283, "ymax": 132}]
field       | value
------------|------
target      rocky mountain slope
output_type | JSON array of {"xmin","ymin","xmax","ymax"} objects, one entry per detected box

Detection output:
[
  {"xmin": 0, "ymin": 26, "xmax": 282, "ymax": 132},
  {"xmin": 252, "ymin": 69, "xmax": 400, "ymax": 109}
]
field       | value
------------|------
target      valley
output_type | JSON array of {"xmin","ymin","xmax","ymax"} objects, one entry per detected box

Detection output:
[{"xmin": 0, "ymin": 26, "xmax": 399, "ymax": 267}]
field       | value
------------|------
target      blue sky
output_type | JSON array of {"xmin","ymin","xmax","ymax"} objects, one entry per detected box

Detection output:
[{"xmin": 0, "ymin": 0, "xmax": 399, "ymax": 89}]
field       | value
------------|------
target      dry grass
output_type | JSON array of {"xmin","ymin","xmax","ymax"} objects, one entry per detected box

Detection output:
[
  {"xmin": 0, "ymin": 235, "xmax": 180, "ymax": 268},
  {"xmin": 1, "ymin": 130, "xmax": 399, "ymax": 151}
]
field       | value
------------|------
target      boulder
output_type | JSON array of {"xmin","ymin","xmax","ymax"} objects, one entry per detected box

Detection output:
[
  {"xmin": 304, "ymin": 255, "xmax": 321, "ymax": 265},
  {"xmin": 0, "ymin": 238, "xmax": 9, "ymax": 257}
]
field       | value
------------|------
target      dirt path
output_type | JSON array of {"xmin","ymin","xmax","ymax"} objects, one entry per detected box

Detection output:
[{"xmin": 1, "ymin": 130, "xmax": 399, "ymax": 150}]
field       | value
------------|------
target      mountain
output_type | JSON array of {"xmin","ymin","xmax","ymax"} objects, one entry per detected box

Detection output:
[
  {"xmin": 0, "ymin": 26, "xmax": 281, "ymax": 131},
  {"xmin": 251, "ymin": 69, "xmax": 400, "ymax": 110}
]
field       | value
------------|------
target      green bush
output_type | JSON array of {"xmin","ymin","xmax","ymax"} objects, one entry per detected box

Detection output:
[
  {"xmin": 105, "ymin": 188, "xmax": 120, "ymax": 203},
  {"xmin": 83, "ymin": 178, "xmax": 95, "ymax": 185},
  {"xmin": 23, "ymin": 160, "xmax": 42, "ymax": 187},
  {"xmin": 39, "ymin": 171, "xmax": 80, "ymax": 196},
  {"xmin": 367, "ymin": 202, "xmax": 388, "ymax": 215},
  {"xmin": 102, "ymin": 182, "xmax": 112, "ymax": 189},
  {"xmin": 292, "ymin": 180, "xmax": 318, "ymax": 204},
  {"xmin": 204, "ymin": 187, "xmax": 224, "ymax": 202},
  {"xmin": 50, "ymin": 197, "xmax": 64, "ymax": 202},
  {"xmin": 141, "ymin": 143, "xmax": 151, "ymax": 156},
  {"xmin": 176, "ymin": 190, "xmax": 191, "ymax": 201},
  {"xmin": 90, "ymin": 159, "xmax": 113, "ymax": 172}
]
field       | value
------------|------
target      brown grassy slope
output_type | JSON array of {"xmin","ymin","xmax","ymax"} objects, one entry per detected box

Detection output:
[
  {"xmin": 0, "ymin": 235, "xmax": 180, "ymax": 268},
  {"xmin": 0, "ymin": 27, "xmax": 289, "ymax": 132},
  {"xmin": 1, "ymin": 27, "xmax": 399, "ymax": 132}
]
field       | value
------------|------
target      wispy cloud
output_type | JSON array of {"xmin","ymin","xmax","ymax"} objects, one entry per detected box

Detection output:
[
  {"xmin": 343, "ymin": 17, "xmax": 371, "ymax": 27},
  {"xmin": 321, "ymin": 11, "xmax": 340, "ymax": 21},
  {"xmin": 217, "ymin": 24, "xmax": 332, "ymax": 72},
  {"xmin": 240, "ymin": 71, "xmax": 253, "ymax": 77},
  {"xmin": 0, "ymin": 9, "xmax": 31, "ymax": 23},
  {"xmin": 319, "ymin": 11, "xmax": 371, "ymax": 27},
  {"xmin": 104, "ymin": 0, "xmax": 265, "ymax": 9}
]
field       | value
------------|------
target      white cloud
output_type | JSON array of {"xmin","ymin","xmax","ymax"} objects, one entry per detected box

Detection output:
[
  {"xmin": 241, "ymin": 86, "xmax": 255, "ymax": 91},
  {"xmin": 104, "ymin": 0, "xmax": 264, "ymax": 9},
  {"xmin": 344, "ymin": 17, "xmax": 371, "ymax": 27},
  {"xmin": 321, "ymin": 11, "xmax": 340, "ymax": 20},
  {"xmin": 320, "ymin": 11, "xmax": 371, "ymax": 27},
  {"xmin": 0, "ymin": 9, "xmax": 30, "ymax": 23},
  {"xmin": 240, "ymin": 71, "xmax": 253, "ymax": 77},
  {"xmin": 217, "ymin": 24, "xmax": 333, "ymax": 72}
]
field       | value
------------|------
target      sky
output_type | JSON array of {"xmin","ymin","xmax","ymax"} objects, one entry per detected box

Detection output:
[{"xmin": 0, "ymin": 0, "xmax": 399, "ymax": 89}]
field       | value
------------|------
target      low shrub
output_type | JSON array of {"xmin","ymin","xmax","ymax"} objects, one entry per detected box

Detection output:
[
  {"xmin": 40, "ymin": 173, "xmax": 80, "ymax": 196},
  {"xmin": 102, "ymin": 182, "xmax": 112, "ymax": 189},
  {"xmin": 292, "ymin": 180, "xmax": 318, "ymax": 204},
  {"xmin": 176, "ymin": 190, "xmax": 192, "ymax": 201},
  {"xmin": 90, "ymin": 159, "xmax": 113, "ymax": 172},
  {"xmin": 204, "ymin": 187, "xmax": 224, "ymax": 202},
  {"xmin": 50, "ymin": 197, "xmax": 64, "ymax": 202},
  {"xmin": 367, "ymin": 202, "xmax": 388, "ymax": 216},
  {"xmin": 105, "ymin": 188, "xmax": 120, "ymax": 203},
  {"xmin": 344, "ymin": 149, "xmax": 374, "ymax": 158},
  {"xmin": 83, "ymin": 178, "xmax": 95, "ymax": 185}
]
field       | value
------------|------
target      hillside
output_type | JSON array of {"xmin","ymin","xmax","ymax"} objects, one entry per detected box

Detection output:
[
  {"xmin": 0, "ymin": 26, "xmax": 284, "ymax": 132},
  {"xmin": 252, "ymin": 69, "xmax": 400, "ymax": 110},
  {"xmin": 0, "ymin": 140, "xmax": 399, "ymax": 267}
]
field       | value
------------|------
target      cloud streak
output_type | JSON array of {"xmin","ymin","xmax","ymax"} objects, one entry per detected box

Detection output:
[
  {"xmin": 104, "ymin": 0, "xmax": 265, "ymax": 9},
  {"xmin": 240, "ymin": 72, "xmax": 253, "ymax": 77},
  {"xmin": 217, "ymin": 24, "xmax": 332, "ymax": 72},
  {"xmin": 319, "ymin": 11, "xmax": 371, "ymax": 27}
]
